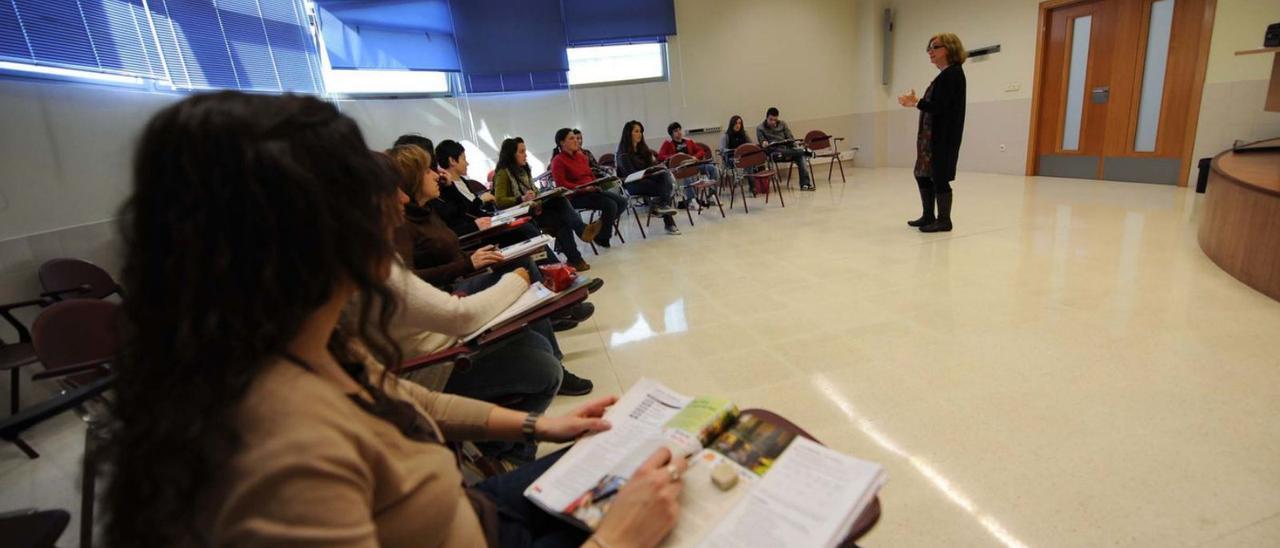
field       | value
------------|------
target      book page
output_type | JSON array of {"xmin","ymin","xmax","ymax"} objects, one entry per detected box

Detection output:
[
  {"xmin": 494, "ymin": 204, "xmax": 531, "ymax": 221},
  {"xmin": 699, "ymin": 437, "xmax": 886, "ymax": 548},
  {"xmin": 497, "ymin": 234, "xmax": 553, "ymax": 260},
  {"xmin": 460, "ymin": 282, "xmax": 555, "ymax": 342},
  {"xmin": 526, "ymin": 379, "xmax": 692, "ymax": 515},
  {"xmin": 661, "ymin": 451, "xmax": 757, "ymax": 548},
  {"xmin": 663, "ymin": 397, "xmax": 737, "ymax": 455}
]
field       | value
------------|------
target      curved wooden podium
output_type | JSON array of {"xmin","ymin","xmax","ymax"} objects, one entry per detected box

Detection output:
[{"xmin": 1198, "ymin": 138, "xmax": 1280, "ymax": 302}]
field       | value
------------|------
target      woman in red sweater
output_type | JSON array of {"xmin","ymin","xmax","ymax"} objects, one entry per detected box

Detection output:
[{"xmin": 550, "ymin": 128, "xmax": 628, "ymax": 248}]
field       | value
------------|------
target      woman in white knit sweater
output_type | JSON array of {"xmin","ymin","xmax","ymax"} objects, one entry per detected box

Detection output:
[{"xmin": 375, "ymin": 156, "xmax": 568, "ymax": 464}]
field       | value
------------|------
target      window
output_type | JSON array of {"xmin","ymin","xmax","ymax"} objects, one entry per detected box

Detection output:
[
  {"xmin": 566, "ymin": 43, "xmax": 666, "ymax": 86},
  {"xmin": 320, "ymin": 68, "xmax": 449, "ymax": 96},
  {"xmin": 0, "ymin": 0, "xmax": 321, "ymax": 93}
]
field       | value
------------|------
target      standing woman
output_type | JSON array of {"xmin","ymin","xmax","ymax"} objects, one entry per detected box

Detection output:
[{"xmin": 899, "ymin": 32, "xmax": 966, "ymax": 233}]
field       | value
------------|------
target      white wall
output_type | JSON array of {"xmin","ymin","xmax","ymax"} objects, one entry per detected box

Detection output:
[
  {"xmin": 1190, "ymin": 0, "xmax": 1280, "ymax": 181},
  {"xmin": 853, "ymin": 0, "xmax": 1280, "ymax": 182},
  {"xmin": 343, "ymin": 0, "xmax": 865, "ymax": 180}
]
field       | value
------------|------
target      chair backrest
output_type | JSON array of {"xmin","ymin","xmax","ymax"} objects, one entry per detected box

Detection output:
[
  {"xmin": 31, "ymin": 300, "xmax": 120, "ymax": 385},
  {"xmin": 694, "ymin": 142, "xmax": 713, "ymax": 159},
  {"xmin": 598, "ymin": 152, "xmax": 616, "ymax": 167},
  {"xmin": 38, "ymin": 259, "xmax": 120, "ymax": 300},
  {"xmin": 733, "ymin": 143, "xmax": 769, "ymax": 170},
  {"xmin": 486, "ymin": 169, "xmax": 496, "ymax": 184},
  {"xmin": 666, "ymin": 153, "xmax": 701, "ymax": 179},
  {"xmin": 804, "ymin": 130, "xmax": 833, "ymax": 151}
]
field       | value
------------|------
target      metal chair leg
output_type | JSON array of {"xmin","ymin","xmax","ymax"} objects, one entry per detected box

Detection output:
[
  {"xmin": 81, "ymin": 424, "xmax": 98, "ymax": 548},
  {"xmin": 10, "ymin": 368, "xmax": 19, "ymax": 415}
]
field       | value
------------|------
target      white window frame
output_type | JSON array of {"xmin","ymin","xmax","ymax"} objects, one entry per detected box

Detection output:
[{"xmin": 566, "ymin": 43, "xmax": 668, "ymax": 88}]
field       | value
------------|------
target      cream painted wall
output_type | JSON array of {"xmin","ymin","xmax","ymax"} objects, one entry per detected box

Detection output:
[
  {"xmin": 342, "ymin": 0, "xmax": 865, "ymax": 181},
  {"xmin": 1204, "ymin": 0, "xmax": 1280, "ymax": 84},
  {"xmin": 856, "ymin": 0, "xmax": 1280, "ymax": 182}
]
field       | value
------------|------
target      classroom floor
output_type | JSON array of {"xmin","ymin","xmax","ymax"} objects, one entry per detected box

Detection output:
[{"xmin": 4, "ymin": 166, "xmax": 1280, "ymax": 546}]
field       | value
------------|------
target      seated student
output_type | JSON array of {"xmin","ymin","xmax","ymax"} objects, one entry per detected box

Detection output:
[
  {"xmin": 433, "ymin": 139, "xmax": 501, "ymax": 228},
  {"xmin": 394, "ymin": 133, "xmax": 434, "ymax": 161},
  {"xmin": 616, "ymin": 120, "xmax": 681, "ymax": 235},
  {"xmin": 421, "ymin": 139, "xmax": 542, "ymax": 248},
  {"xmin": 102, "ymin": 91, "xmax": 683, "ymax": 548},
  {"xmin": 387, "ymin": 145, "xmax": 598, "ymax": 337},
  {"xmin": 494, "ymin": 137, "xmax": 600, "ymax": 271},
  {"xmin": 756, "ymin": 107, "xmax": 814, "ymax": 191},
  {"xmin": 658, "ymin": 122, "xmax": 719, "ymax": 209},
  {"xmin": 373, "ymin": 157, "xmax": 580, "ymax": 458},
  {"xmin": 720, "ymin": 115, "xmax": 757, "ymax": 195},
  {"xmin": 550, "ymin": 127, "xmax": 628, "ymax": 248}
]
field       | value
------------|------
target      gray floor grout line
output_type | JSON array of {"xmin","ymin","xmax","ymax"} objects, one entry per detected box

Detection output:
[{"xmin": 1190, "ymin": 510, "xmax": 1280, "ymax": 547}]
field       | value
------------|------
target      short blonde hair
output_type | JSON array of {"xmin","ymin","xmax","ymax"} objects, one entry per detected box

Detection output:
[
  {"xmin": 386, "ymin": 144, "xmax": 432, "ymax": 200},
  {"xmin": 929, "ymin": 33, "xmax": 967, "ymax": 65}
]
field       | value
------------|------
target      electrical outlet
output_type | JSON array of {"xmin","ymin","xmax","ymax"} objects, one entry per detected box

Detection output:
[{"xmin": 1005, "ymin": 82, "xmax": 1021, "ymax": 92}]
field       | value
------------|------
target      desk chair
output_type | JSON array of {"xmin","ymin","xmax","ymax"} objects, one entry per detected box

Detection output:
[
  {"xmin": 804, "ymin": 130, "xmax": 847, "ymax": 184},
  {"xmin": 734, "ymin": 144, "xmax": 785, "ymax": 208},
  {"xmin": 667, "ymin": 153, "xmax": 724, "ymax": 220}
]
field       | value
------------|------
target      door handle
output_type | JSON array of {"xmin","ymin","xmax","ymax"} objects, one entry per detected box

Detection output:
[{"xmin": 1091, "ymin": 86, "xmax": 1110, "ymax": 104}]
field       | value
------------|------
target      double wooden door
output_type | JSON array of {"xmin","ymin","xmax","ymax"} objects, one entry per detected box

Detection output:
[{"xmin": 1032, "ymin": 0, "xmax": 1214, "ymax": 185}]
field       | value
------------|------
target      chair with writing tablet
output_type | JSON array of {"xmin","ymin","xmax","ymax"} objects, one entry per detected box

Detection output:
[
  {"xmin": 804, "ymin": 130, "xmax": 847, "ymax": 185},
  {"xmin": 734, "ymin": 144, "xmax": 785, "ymax": 208},
  {"xmin": 666, "ymin": 153, "xmax": 725, "ymax": 220}
]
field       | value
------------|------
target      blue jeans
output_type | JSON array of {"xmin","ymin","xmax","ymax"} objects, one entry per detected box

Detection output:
[
  {"xmin": 680, "ymin": 163, "xmax": 720, "ymax": 201},
  {"xmin": 474, "ymin": 448, "xmax": 589, "ymax": 548},
  {"xmin": 771, "ymin": 147, "xmax": 811, "ymax": 186},
  {"xmin": 444, "ymin": 328, "xmax": 563, "ymax": 462}
]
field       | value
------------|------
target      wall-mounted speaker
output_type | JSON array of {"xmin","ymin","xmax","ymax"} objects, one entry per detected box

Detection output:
[
  {"xmin": 967, "ymin": 44, "xmax": 1001, "ymax": 59},
  {"xmin": 882, "ymin": 8, "xmax": 893, "ymax": 86}
]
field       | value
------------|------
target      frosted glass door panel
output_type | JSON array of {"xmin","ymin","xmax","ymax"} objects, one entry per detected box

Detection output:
[
  {"xmin": 1061, "ymin": 16, "xmax": 1093, "ymax": 152},
  {"xmin": 1133, "ymin": 0, "xmax": 1174, "ymax": 152}
]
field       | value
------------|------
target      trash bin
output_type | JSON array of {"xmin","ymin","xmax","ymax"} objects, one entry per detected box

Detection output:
[{"xmin": 1195, "ymin": 157, "xmax": 1211, "ymax": 194}]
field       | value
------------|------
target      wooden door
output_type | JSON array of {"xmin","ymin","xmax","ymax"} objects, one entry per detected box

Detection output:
[
  {"xmin": 1035, "ymin": 0, "xmax": 1116, "ymax": 180},
  {"xmin": 1031, "ymin": 0, "xmax": 1215, "ymax": 185}
]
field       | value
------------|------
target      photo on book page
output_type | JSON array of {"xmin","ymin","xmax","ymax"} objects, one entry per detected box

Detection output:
[{"xmin": 706, "ymin": 412, "xmax": 798, "ymax": 476}]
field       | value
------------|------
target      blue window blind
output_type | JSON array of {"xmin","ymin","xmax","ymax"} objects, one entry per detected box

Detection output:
[
  {"xmin": 450, "ymin": 0, "xmax": 567, "ymax": 94},
  {"xmin": 462, "ymin": 70, "xmax": 566, "ymax": 94},
  {"xmin": 150, "ymin": 0, "xmax": 321, "ymax": 92},
  {"xmin": 561, "ymin": 0, "xmax": 676, "ymax": 47},
  {"xmin": 316, "ymin": 0, "xmax": 459, "ymax": 71},
  {"xmin": 1, "ymin": 0, "xmax": 164, "ymax": 78},
  {"xmin": 0, "ymin": 0, "xmax": 320, "ymax": 93}
]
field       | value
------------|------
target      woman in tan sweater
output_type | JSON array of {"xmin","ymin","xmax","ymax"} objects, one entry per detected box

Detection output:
[{"xmin": 101, "ymin": 92, "xmax": 687, "ymax": 547}]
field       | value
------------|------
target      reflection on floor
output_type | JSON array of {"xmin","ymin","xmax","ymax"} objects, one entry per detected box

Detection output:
[{"xmin": 5, "ymin": 167, "xmax": 1280, "ymax": 547}]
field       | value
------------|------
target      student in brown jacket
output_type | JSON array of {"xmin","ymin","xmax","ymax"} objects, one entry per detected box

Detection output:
[{"xmin": 101, "ymin": 91, "xmax": 686, "ymax": 548}]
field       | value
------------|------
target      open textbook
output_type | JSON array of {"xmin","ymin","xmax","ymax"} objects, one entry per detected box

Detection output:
[
  {"xmin": 525, "ymin": 379, "xmax": 887, "ymax": 547},
  {"xmin": 460, "ymin": 275, "xmax": 588, "ymax": 343},
  {"xmin": 493, "ymin": 204, "xmax": 531, "ymax": 223},
  {"xmin": 496, "ymin": 234, "xmax": 554, "ymax": 262},
  {"xmin": 623, "ymin": 165, "xmax": 668, "ymax": 184}
]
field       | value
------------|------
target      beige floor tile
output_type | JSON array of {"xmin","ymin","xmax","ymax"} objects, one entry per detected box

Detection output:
[{"xmin": 6, "ymin": 168, "xmax": 1280, "ymax": 546}]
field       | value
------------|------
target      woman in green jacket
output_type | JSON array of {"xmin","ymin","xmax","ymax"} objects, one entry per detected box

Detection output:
[{"xmin": 494, "ymin": 137, "xmax": 602, "ymax": 270}]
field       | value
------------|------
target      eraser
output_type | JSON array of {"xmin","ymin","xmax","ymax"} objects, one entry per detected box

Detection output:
[{"xmin": 711, "ymin": 462, "xmax": 739, "ymax": 491}]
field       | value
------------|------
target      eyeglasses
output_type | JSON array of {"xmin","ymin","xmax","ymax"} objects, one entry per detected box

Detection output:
[{"xmin": 927, "ymin": 44, "xmax": 945, "ymax": 52}]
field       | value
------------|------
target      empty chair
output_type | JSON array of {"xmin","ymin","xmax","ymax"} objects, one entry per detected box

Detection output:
[
  {"xmin": 1, "ymin": 297, "xmax": 49, "ymax": 414},
  {"xmin": 803, "ymin": 130, "xmax": 847, "ymax": 184},
  {"xmin": 734, "ymin": 144, "xmax": 785, "ymax": 208},
  {"xmin": 38, "ymin": 259, "xmax": 122, "ymax": 301}
]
